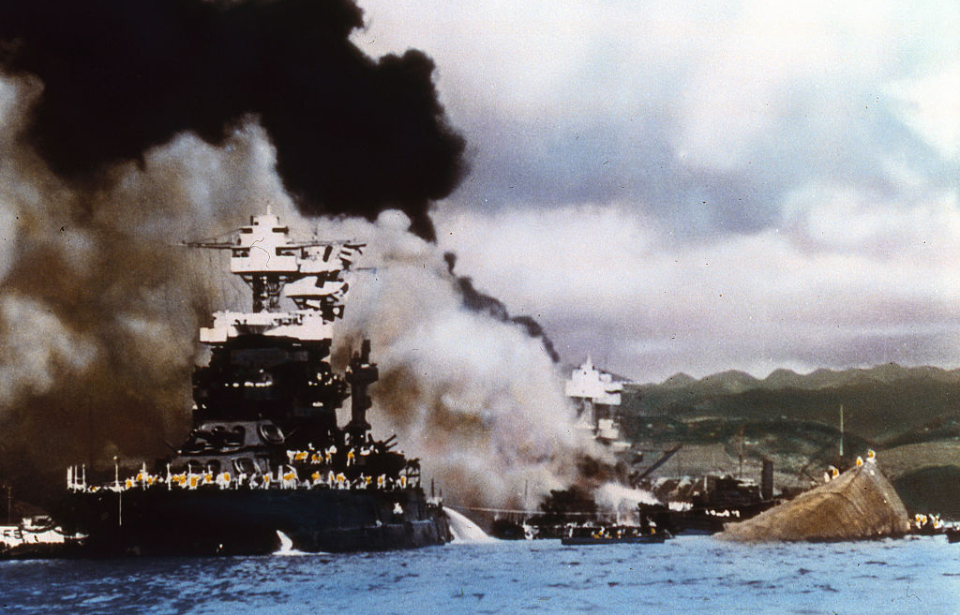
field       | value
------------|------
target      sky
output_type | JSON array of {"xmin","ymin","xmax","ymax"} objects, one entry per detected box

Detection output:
[{"xmin": 351, "ymin": 0, "xmax": 960, "ymax": 383}]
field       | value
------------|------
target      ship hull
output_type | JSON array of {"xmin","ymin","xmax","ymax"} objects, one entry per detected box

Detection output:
[{"xmin": 60, "ymin": 487, "xmax": 450, "ymax": 556}]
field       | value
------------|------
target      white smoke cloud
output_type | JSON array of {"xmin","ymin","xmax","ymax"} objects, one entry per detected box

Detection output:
[
  {"xmin": 300, "ymin": 211, "xmax": 610, "ymax": 508},
  {"xmin": 0, "ymin": 294, "xmax": 98, "ymax": 406},
  {"xmin": 594, "ymin": 482, "xmax": 659, "ymax": 524}
]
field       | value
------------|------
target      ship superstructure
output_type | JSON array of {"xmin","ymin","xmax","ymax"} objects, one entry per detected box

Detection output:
[
  {"xmin": 565, "ymin": 357, "xmax": 630, "ymax": 452},
  {"xmin": 61, "ymin": 213, "xmax": 450, "ymax": 556}
]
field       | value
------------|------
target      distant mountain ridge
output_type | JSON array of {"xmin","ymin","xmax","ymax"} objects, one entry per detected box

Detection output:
[
  {"xmin": 638, "ymin": 363, "xmax": 960, "ymax": 394},
  {"xmin": 622, "ymin": 363, "xmax": 960, "ymax": 444}
]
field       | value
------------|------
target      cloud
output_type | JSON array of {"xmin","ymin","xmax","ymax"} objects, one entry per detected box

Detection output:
[
  {"xmin": 356, "ymin": 0, "xmax": 959, "ymax": 236},
  {"xmin": 434, "ymin": 192, "xmax": 960, "ymax": 382},
  {"xmin": 355, "ymin": 0, "xmax": 960, "ymax": 380}
]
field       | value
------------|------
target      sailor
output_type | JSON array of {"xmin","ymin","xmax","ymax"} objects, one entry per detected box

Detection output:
[
  {"xmin": 824, "ymin": 465, "xmax": 837, "ymax": 483},
  {"xmin": 856, "ymin": 456, "xmax": 864, "ymax": 467},
  {"xmin": 346, "ymin": 448, "xmax": 356, "ymax": 467},
  {"xmin": 866, "ymin": 449, "xmax": 877, "ymax": 463},
  {"xmin": 831, "ymin": 466, "xmax": 840, "ymax": 479},
  {"xmin": 216, "ymin": 472, "xmax": 231, "ymax": 488},
  {"xmin": 336, "ymin": 473, "xmax": 346, "ymax": 489},
  {"xmin": 325, "ymin": 445, "xmax": 337, "ymax": 464},
  {"xmin": 311, "ymin": 471, "xmax": 322, "ymax": 486},
  {"xmin": 377, "ymin": 474, "xmax": 386, "ymax": 489}
]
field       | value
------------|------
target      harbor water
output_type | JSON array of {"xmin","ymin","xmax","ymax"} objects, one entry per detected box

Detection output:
[{"xmin": 2, "ymin": 535, "xmax": 959, "ymax": 614}]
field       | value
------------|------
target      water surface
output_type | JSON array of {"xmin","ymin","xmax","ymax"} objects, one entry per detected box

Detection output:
[{"xmin": 2, "ymin": 535, "xmax": 958, "ymax": 614}]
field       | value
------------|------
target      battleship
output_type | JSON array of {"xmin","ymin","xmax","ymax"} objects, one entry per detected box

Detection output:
[{"xmin": 57, "ymin": 213, "xmax": 451, "ymax": 556}]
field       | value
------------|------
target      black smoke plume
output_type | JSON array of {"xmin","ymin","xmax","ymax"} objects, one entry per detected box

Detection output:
[
  {"xmin": 443, "ymin": 252, "xmax": 561, "ymax": 362},
  {"xmin": 0, "ymin": 0, "xmax": 466, "ymax": 240}
]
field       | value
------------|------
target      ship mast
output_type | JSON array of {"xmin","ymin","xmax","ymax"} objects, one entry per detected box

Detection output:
[{"xmin": 184, "ymin": 214, "xmax": 364, "ymax": 343}]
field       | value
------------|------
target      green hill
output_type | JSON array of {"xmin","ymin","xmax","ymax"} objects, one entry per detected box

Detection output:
[{"xmin": 619, "ymin": 363, "xmax": 960, "ymax": 514}]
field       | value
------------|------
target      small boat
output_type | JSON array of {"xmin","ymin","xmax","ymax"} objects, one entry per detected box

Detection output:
[
  {"xmin": 560, "ymin": 524, "xmax": 671, "ymax": 546},
  {"xmin": 561, "ymin": 533, "xmax": 669, "ymax": 545},
  {"xmin": 0, "ymin": 516, "xmax": 84, "ymax": 559},
  {"xmin": 945, "ymin": 528, "xmax": 960, "ymax": 543}
]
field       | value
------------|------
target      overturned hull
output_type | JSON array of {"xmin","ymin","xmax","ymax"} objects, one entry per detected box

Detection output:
[
  {"xmin": 721, "ymin": 462, "xmax": 910, "ymax": 542},
  {"xmin": 62, "ymin": 487, "xmax": 449, "ymax": 556}
]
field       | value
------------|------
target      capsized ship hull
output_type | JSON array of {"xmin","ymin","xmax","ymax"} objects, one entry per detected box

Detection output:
[{"xmin": 62, "ymin": 487, "xmax": 449, "ymax": 556}]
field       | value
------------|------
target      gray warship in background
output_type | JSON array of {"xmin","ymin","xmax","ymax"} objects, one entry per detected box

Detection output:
[{"xmin": 59, "ymin": 213, "xmax": 451, "ymax": 556}]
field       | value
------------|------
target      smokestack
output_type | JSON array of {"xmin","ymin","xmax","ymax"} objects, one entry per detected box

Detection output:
[
  {"xmin": 346, "ymin": 339, "xmax": 378, "ymax": 443},
  {"xmin": 761, "ymin": 458, "xmax": 774, "ymax": 501}
]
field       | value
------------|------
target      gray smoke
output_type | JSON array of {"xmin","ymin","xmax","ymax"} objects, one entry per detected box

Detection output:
[{"xmin": 0, "ymin": 72, "xmax": 606, "ymax": 510}]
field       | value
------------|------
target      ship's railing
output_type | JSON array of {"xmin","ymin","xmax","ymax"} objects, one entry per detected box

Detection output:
[{"xmin": 66, "ymin": 452, "xmax": 420, "ymax": 494}]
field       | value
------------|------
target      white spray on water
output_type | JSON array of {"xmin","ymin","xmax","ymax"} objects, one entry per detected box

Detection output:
[{"xmin": 445, "ymin": 508, "xmax": 497, "ymax": 544}]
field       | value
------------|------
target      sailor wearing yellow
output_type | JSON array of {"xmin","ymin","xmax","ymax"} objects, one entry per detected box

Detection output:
[
  {"xmin": 866, "ymin": 449, "xmax": 876, "ymax": 463},
  {"xmin": 855, "ymin": 456, "xmax": 864, "ymax": 467},
  {"xmin": 824, "ymin": 465, "xmax": 838, "ymax": 482}
]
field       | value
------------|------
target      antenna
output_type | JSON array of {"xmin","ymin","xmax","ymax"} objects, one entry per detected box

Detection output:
[{"xmin": 839, "ymin": 405, "xmax": 844, "ymax": 461}]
